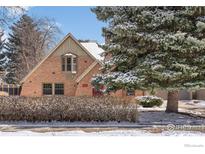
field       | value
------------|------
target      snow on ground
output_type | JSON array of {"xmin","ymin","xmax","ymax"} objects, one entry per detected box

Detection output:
[
  {"xmin": 139, "ymin": 111, "xmax": 205, "ymax": 125},
  {"xmin": 0, "ymin": 130, "xmax": 205, "ymax": 136},
  {"xmin": 179, "ymin": 100, "xmax": 205, "ymax": 108}
]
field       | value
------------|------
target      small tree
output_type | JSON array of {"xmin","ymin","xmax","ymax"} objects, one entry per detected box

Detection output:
[{"xmin": 92, "ymin": 6, "xmax": 205, "ymax": 113}]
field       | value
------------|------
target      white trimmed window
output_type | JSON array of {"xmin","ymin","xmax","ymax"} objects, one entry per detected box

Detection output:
[
  {"xmin": 42, "ymin": 83, "xmax": 64, "ymax": 95},
  {"xmin": 55, "ymin": 83, "xmax": 64, "ymax": 95},
  {"xmin": 126, "ymin": 89, "xmax": 135, "ymax": 96},
  {"xmin": 62, "ymin": 53, "xmax": 77, "ymax": 73},
  {"xmin": 43, "ymin": 83, "xmax": 52, "ymax": 95}
]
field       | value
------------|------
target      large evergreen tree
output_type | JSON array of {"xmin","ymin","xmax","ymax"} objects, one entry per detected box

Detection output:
[{"xmin": 92, "ymin": 7, "xmax": 205, "ymax": 112}]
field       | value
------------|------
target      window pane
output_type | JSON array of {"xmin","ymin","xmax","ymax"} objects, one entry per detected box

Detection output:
[
  {"xmin": 72, "ymin": 57, "xmax": 77, "ymax": 72},
  {"xmin": 43, "ymin": 83, "xmax": 52, "ymax": 95},
  {"xmin": 55, "ymin": 83, "xmax": 64, "ymax": 95},
  {"xmin": 73, "ymin": 57, "xmax": 77, "ymax": 64},
  {"xmin": 72, "ymin": 65, "xmax": 77, "ymax": 72},
  {"xmin": 67, "ymin": 57, "xmax": 71, "ymax": 71},
  {"xmin": 3, "ymin": 85, "xmax": 8, "ymax": 93},
  {"xmin": 126, "ymin": 89, "xmax": 135, "ymax": 96},
  {"xmin": 14, "ymin": 87, "xmax": 18, "ymax": 95},
  {"xmin": 62, "ymin": 57, "xmax": 65, "ymax": 71},
  {"xmin": 9, "ymin": 86, "xmax": 13, "ymax": 95}
]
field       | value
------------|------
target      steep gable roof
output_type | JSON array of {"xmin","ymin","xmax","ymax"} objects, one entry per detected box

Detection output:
[{"xmin": 21, "ymin": 33, "xmax": 103, "ymax": 83}]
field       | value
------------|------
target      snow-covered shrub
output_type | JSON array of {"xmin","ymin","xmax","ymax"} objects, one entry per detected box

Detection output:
[
  {"xmin": 0, "ymin": 96, "xmax": 138, "ymax": 122},
  {"xmin": 136, "ymin": 96, "xmax": 163, "ymax": 107}
]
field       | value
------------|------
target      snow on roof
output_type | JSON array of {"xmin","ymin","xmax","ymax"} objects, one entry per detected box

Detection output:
[{"xmin": 80, "ymin": 42, "xmax": 104, "ymax": 61}]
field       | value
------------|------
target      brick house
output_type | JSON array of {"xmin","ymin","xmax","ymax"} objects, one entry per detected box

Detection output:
[
  {"xmin": 20, "ymin": 33, "xmax": 104, "ymax": 96},
  {"xmin": 20, "ymin": 33, "xmax": 143, "ymax": 97}
]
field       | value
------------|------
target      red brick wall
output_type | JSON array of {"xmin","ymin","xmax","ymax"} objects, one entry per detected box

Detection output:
[
  {"xmin": 21, "ymin": 37, "xmax": 97, "ymax": 97},
  {"xmin": 75, "ymin": 63, "xmax": 101, "ymax": 96},
  {"xmin": 21, "ymin": 55, "xmax": 96, "ymax": 96},
  {"xmin": 110, "ymin": 89, "xmax": 144, "ymax": 98}
]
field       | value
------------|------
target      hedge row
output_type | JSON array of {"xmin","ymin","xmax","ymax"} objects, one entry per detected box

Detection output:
[{"xmin": 0, "ymin": 96, "xmax": 138, "ymax": 122}]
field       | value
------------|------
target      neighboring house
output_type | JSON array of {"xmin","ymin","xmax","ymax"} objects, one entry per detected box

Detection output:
[
  {"xmin": 20, "ymin": 33, "xmax": 104, "ymax": 96},
  {"xmin": 0, "ymin": 71, "xmax": 20, "ymax": 96},
  {"xmin": 155, "ymin": 89, "xmax": 205, "ymax": 100}
]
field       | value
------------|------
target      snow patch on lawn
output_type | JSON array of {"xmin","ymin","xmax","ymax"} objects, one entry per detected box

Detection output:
[
  {"xmin": 180, "ymin": 100, "xmax": 205, "ymax": 108},
  {"xmin": 139, "ymin": 111, "xmax": 205, "ymax": 125}
]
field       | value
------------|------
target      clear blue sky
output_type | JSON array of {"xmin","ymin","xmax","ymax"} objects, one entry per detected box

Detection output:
[{"xmin": 27, "ymin": 7, "xmax": 106, "ymax": 44}]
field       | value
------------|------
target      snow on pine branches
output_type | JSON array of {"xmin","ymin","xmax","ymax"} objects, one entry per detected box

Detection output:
[{"xmin": 91, "ymin": 7, "xmax": 205, "ymax": 93}]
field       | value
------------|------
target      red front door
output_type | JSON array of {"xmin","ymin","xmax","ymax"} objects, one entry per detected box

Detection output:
[{"xmin": 92, "ymin": 87, "xmax": 103, "ymax": 96}]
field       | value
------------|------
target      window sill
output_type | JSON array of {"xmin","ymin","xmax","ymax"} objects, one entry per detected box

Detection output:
[{"xmin": 62, "ymin": 71, "xmax": 77, "ymax": 74}]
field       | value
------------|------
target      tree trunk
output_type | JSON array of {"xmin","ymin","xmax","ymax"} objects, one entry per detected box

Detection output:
[{"xmin": 166, "ymin": 90, "xmax": 179, "ymax": 113}]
